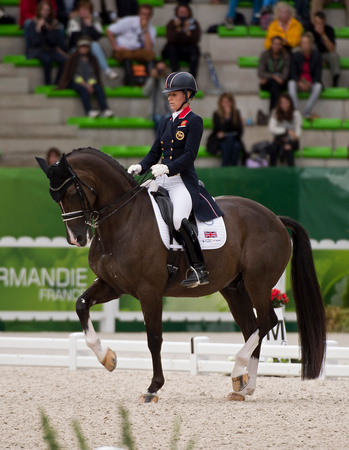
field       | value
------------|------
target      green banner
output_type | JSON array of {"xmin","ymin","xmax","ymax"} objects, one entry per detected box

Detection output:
[
  {"xmin": 0, "ymin": 246, "xmax": 99, "ymax": 311},
  {"xmin": 1, "ymin": 167, "xmax": 349, "ymax": 240}
]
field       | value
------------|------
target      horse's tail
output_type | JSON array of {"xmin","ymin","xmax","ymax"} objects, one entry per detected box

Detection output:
[{"xmin": 279, "ymin": 216, "xmax": 326, "ymax": 379}]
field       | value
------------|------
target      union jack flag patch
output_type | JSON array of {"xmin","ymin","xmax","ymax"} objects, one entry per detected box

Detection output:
[{"xmin": 204, "ymin": 231, "xmax": 217, "ymax": 239}]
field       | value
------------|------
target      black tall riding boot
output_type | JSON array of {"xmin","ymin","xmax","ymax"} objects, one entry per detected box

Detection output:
[{"xmin": 179, "ymin": 218, "xmax": 209, "ymax": 288}]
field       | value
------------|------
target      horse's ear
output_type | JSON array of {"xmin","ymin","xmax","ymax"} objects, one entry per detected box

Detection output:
[{"xmin": 35, "ymin": 157, "xmax": 50, "ymax": 175}]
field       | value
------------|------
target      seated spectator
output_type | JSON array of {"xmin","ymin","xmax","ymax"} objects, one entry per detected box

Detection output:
[
  {"xmin": 67, "ymin": 0, "xmax": 118, "ymax": 80},
  {"xmin": 46, "ymin": 147, "xmax": 62, "ymax": 164},
  {"xmin": 311, "ymin": 0, "xmax": 349, "ymax": 26},
  {"xmin": 106, "ymin": 4, "xmax": 156, "ymax": 86},
  {"xmin": 207, "ymin": 92, "xmax": 244, "ymax": 166},
  {"xmin": 287, "ymin": 32, "xmax": 322, "ymax": 119},
  {"xmin": 307, "ymin": 11, "xmax": 340, "ymax": 87},
  {"xmin": 142, "ymin": 60, "xmax": 171, "ymax": 134},
  {"xmin": 161, "ymin": 4, "xmax": 201, "ymax": 78},
  {"xmin": 264, "ymin": 2, "xmax": 303, "ymax": 51},
  {"xmin": 258, "ymin": 35, "xmax": 291, "ymax": 112},
  {"xmin": 20, "ymin": 0, "xmax": 57, "ymax": 28},
  {"xmin": 294, "ymin": 0, "xmax": 310, "ymax": 28},
  {"xmin": 268, "ymin": 93, "xmax": 302, "ymax": 166},
  {"xmin": 55, "ymin": 0, "xmax": 79, "ymax": 28},
  {"xmin": 58, "ymin": 37, "xmax": 114, "ymax": 118},
  {"xmin": 25, "ymin": 1, "xmax": 67, "ymax": 85},
  {"xmin": 115, "ymin": 0, "xmax": 138, "ymax": 17}
]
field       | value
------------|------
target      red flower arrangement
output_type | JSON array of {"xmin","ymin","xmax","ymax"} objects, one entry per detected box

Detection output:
[{"xmin": 271, "ymin": 288, "xmax": 289, "ymax": 308}]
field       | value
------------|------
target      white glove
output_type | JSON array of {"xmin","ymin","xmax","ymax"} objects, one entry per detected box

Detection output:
[
  {"xmin": 127, "ymin": 164, "xmax": 142, "ymax": 175},
  {"xmin": 152, "ymin": 164, "xmax": 169, "ymax": 178}
]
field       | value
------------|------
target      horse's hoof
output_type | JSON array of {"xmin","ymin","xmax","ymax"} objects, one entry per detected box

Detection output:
[
  {"xmin": 227, "ymin": 392, "xmax": 245, "ymax": 402},
  {"xmin": 139, "ymin": 393, "xmax": 159, "ymax": 403},
  {"xmin": 101, "ymin": 348, "xmax": 117, "ymax": 372},
  {"xmin": 232, "ymin": 373, "xmax": 249, "ymax": 392}
]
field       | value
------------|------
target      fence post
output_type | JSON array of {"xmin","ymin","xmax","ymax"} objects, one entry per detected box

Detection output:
[
  {"xmin": 69, "ymin": 332, "xmax": 83, "ymax": 370},
  {"xmin": 190, "ymin": 336, "xmax": 210, "ymax": 375},
  {"xmin": 100, "ymin": 299, "xmax": 118, "ymax": 333}
]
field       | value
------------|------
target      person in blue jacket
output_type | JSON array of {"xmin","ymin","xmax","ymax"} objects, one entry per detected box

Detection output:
[{"xmin": 128, "ymin": 72, "xmax": 224, "ymax": 288}]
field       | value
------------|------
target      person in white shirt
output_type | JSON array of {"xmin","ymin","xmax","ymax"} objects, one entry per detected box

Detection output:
[
  {"xmin": 268, "ymin": 93, "xmax": 302, "ymax": 166},
  {"xmin": 106, "ymin": 3, "xmax": 156, "ymax": 85}
]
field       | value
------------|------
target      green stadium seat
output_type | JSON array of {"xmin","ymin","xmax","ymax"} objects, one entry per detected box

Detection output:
[
  {"xmin": 342, "ymin": 119, "xmax": 349, "ymax": 129},
  {"xmin": 34, "ymin": 85, "xmax": 204, "ymax": 99},
  {"xmin": 67, "ymin": 117, "xmax": 154, "ymax": 128},
  {"xmin": 0, "ymin": 25, "xmax": 24, "ymax": 36},
  {"xmin": 138, "ymin": 0, "xmax": 163, "ymax": 6},
  {"xmin": 299, "ymin": 147, "xmax": 332, "ymax": 158},
  {"xmin": 238, "ymin": 56, "xmax": 259, "ymax": 68},
  {"xmin": 260, "ymin": 88, "xmax": 349, "ymax": 100},
  {"xmin": 336, "ymin": 27, "xmax": 349, "ymax": 38},
  {"xmin": 302, "ymin": 119, "xmax": 312, "ymax": 130},
  {"xmin": 0, "ymin": 0, "xmax": 19, "ymax": 5},
  {"xmin": 3, "ymin": 55, "xmax": 41, "ymax": 66},
  {"xmin": 218, "ymin": 26, "xmax": 249, "ymax": 37},
  {"xmin": 202, "ymin": 118, "xmax": 213, "ymax": 129},
  {"xmin": 68, "ymin": 116, "xmax": 212, "ymax": 129},
  {"xmin": 333, "ymin": 147, "xmax": 349, "ymax": 159},
  {"xmin": 239, "ymin": 56, "xmax": 349, "ymax": 70},
  {"xmin": 248, "ymin": 26, "xmax": 266, "ymax": 38},
  {"xmin": 100, "ymin": 145, "xmax": 212, "ymax": 158},
  {"xmin": 155, "ymin": 25, "xmax": 166, "ymax": 37},
  {"xmin": 311, "ymin": 118, "xmax": 343, "ymax": 130},
  {"xmin": 320, "ymin": 87, "xmax": 349, "ymax": 99},
  {"xmin": 340, "ymin": 57, "xmax": 349, "ymax": 69}
]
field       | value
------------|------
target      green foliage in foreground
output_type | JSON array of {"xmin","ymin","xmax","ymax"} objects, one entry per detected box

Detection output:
[{"xmin": 40, "ymin": 406, "xmax": 196, "ymax": 450}]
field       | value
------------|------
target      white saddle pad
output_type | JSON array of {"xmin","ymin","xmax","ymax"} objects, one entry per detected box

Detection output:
[{"xmin": 147, "ymin": 184, "xmax": 226, "ymax": 250}]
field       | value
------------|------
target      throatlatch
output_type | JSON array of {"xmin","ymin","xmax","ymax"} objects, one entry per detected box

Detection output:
[{"xmin": 179, "ymin": 218, "xmax": 209, "ymax": 288}]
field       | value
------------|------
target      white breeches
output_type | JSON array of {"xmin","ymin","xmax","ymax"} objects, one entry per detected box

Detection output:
[{"xmin": 156, "ymin": 174, "xmax": 192, "ymax": 230}]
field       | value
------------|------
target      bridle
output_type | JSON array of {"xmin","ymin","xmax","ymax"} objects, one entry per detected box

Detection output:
[{"xmin": 54, "ymin": 170, "xmax": 152, "ymax": 230}]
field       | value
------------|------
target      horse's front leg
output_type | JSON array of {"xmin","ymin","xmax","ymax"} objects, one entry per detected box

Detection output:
[
  {"xmin": 76, "ymin": 277, "xmax": 119, "ymax": 372},
  {"xmin": 139, "ymin": 296, "xmax": 164, "ymax": 403}
]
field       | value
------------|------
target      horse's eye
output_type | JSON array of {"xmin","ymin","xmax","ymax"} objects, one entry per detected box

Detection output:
[{"xmin": 66, "ymin": 192, "xmax": 79, "ymax": 201}]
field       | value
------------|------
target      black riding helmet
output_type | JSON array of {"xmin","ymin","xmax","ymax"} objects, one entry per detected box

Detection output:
[{"xmin": 163, "ymin": 72, "xmax": 198, "ymax": 110}]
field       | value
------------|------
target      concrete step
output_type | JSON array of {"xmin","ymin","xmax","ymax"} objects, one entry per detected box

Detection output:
[
  {"xmin": 0, "ymin": 76, "xmax": 29, "ymax": 93},
  {"xmin": 0, "ymin": 92, "xmax": 57, "ymax": 108},
  {"xmin": 0, "ymin": 108, "xmax": 62, "ymax": 124},
  {"xmin": 0, "ymin": 123, "xmax": 78, "ymax": 138},
  {"xmin": 0, "ymin": 138, "xmax": 84, "ymax": 158},
  {"xmin": 0, "ymin": 63, "xmax": 15, "ymax": 77}
]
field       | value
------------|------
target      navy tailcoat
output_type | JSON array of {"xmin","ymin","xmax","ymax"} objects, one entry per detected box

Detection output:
[{"xmin": 140, "ymin": 106, "xmax": 224, "ymax": 222}]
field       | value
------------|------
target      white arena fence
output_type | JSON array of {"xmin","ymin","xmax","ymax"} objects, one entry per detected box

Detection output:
[{"xmin": 0, "ymin": 334, "xmax": 348, "ymax": 379}]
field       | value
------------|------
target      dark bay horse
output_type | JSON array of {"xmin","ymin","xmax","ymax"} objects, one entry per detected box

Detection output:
[{"xmin": 36, "ymin": 147, "xmax": 326, "ymax": 402}]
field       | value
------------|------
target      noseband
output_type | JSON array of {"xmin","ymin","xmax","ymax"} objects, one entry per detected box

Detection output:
[{"xmin": 57, "ymin": 170, "xmax": 151, "ymax": 229}]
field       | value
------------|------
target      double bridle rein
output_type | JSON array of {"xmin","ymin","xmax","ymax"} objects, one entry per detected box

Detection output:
[{"xmin": 53, "ymin": 170, "xmax": 152, "ymax": 229}]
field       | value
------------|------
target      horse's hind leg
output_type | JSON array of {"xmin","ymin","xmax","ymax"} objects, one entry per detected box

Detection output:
[
  {"xmin": 220, "ymin": 279, "xmax": 260, "ymax": 401},
  {"xmin": 76, "ymin": 278, "xmax": 120, "ymax": 372}
]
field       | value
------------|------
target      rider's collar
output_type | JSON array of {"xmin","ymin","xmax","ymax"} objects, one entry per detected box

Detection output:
[{"xmin": 171, "ymin": 106, "xmax": 191, "ymax": 121}]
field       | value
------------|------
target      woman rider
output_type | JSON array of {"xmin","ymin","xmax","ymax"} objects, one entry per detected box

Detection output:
[{"xmin": 128, "ymin": 72, "xmax": 224, "ymax": 288}]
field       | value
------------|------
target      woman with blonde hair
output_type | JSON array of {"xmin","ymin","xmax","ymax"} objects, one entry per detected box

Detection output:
[
  {"xmin": 207, "ymin": 92, "xmax": 244, "ymax": 166},
  {"xmin": 264, "ymin": 2, "xmax": 303, "ymax": 51}
]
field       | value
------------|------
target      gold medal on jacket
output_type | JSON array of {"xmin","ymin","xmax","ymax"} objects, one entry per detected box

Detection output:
[{"xmin": 176, "ymin": 130, "xmax": 185, "ymax": 140}]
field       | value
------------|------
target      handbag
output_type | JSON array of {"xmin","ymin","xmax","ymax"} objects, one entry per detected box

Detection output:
[{"xmin": 206, "ymin": 132, "xmax": 221, "ymax": 155}]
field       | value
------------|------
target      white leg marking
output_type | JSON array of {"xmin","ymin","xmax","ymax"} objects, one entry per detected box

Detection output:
[
  {"xmin": 84, "ymin": 318, "xmax": 107, "ymax": 363},
  {"xmin": 240, "ymin": 357, "xmax": 259, "ymax": 396},
  {"xmin": 232, "ymin": 330, "xmax": 260, "ymax": 379}
]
